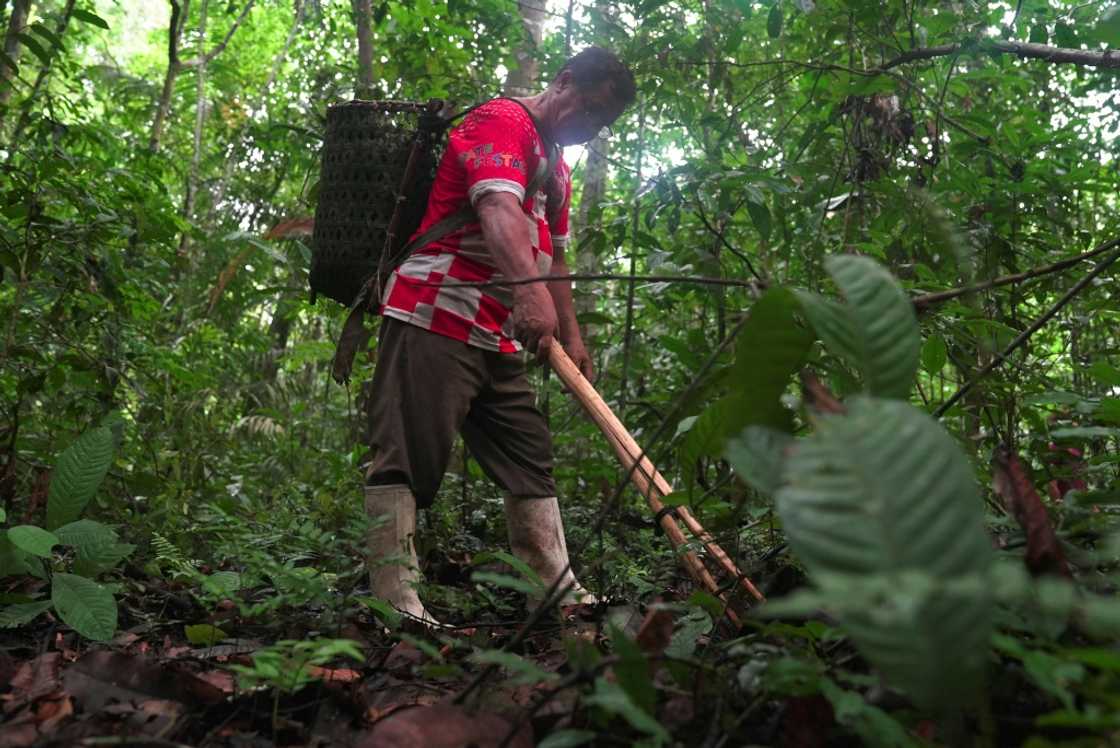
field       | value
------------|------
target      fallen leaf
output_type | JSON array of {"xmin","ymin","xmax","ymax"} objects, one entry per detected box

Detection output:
[
  {"xmin": 306, "ymin": 665, "xmax": 362, "ymax": 683},
  {"xmin": 992, "ymin": 446, "xmax": 1072, "ymax": 578},
  {"xmin": 3, "ymin": 653, "xmax": 62, "ymax": 709},
  {"xmin": 635, "ymin": 606, "xmax": 675, "ymax": 657},
  {"xmin": 358, "ymin": 703, "xmax": 533, "ymax": 748}
]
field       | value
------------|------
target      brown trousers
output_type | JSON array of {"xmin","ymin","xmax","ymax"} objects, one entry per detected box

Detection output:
[{"xmin": 365, "ymin": 318, "xmax": 557, "ymax": 508}]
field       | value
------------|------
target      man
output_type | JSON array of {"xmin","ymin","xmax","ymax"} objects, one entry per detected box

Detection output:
[{"xmin": 363, "ymin": 47, "xmax": 635, "ymax": 624}]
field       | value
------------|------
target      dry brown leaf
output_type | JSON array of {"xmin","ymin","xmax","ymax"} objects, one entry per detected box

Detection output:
[
  {"xmin": 992, "ymin": 446, "xmax": 1072, "ymax": 578},
  {"xmin": 358, "ymin": 703, "xmax": 533, "ymax": 748}
]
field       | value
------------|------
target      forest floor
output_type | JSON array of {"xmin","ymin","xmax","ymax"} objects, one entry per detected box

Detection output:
[{"xmin": 0, "ymin": 560, "xmax": 772, "ymax": 748}]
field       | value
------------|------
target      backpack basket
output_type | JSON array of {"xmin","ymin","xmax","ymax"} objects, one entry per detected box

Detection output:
[{"xmin": 310, "ymin": 98, "xmax": 450, "ymax": 307}]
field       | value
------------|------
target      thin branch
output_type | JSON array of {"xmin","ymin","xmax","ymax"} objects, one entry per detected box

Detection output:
[
  {"xmin": 180, "ymin": 0, "xmax": 256, "ymax": 67},
  {"xmin": 880, "ymin": 40, "xmax": 1120, "ymax": 71},
  {"xmin": 933, "ymin": 245, "xmax": 1120, "ymax": 418},
  {"xmin": 426, "ymin": 272, "xmax": 765, "ymax": 291},
  {"xmin": 691, "ymin": 191, "xmax": 766, "ymax": 282},
  {"xmin": 912, "ymin": 238, "xmax": 1120, "ymax": 309}
]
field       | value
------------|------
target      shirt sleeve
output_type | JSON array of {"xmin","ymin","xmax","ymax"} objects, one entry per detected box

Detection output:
[{"xmin": 450, "ymin": 103, "xmax": 537, "ymax": 208}]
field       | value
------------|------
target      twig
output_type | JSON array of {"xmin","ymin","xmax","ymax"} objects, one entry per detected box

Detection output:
[
  {"xmin": 933, "ymin": 245, "xmax": 1120, "ymax": 418},
  {"xmin": 180, "ymin": 0, "xmax": 257, "ymax": 67},
  {"xmin": 430, "ymin": 272, "xmax": 765, "ymax": 291},
  {"xmin": 691, "ymin": 191, "xmax": 766, "ymax": 283},
  {"xmin": 912, "ymin": 238, "xmax": 1120, "ymax": 308},
  {"xmin": 879, "ymin": 40, "xmax": 1120, "ymax": 71},
  {"xmin": 799, "ymin": 370, "xmax": 846, "ymax": 414}
]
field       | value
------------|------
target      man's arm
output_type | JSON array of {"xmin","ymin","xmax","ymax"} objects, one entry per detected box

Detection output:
[
  {"xmin": 475, "ymin": 192, "xmax": 558, "ymax": 359},
  {"xmin": 546, "ymin": 248, "xmax": 593, "ymax": 381}
]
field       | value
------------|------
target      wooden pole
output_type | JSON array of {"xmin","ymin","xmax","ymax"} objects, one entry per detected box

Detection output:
[{"xmin": 549, "ymin": 346, "xmax": 765, "ymax": 606}]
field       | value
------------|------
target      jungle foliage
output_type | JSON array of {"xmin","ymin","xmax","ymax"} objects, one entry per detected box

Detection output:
[{"xmin": 1, "ymin": 0, "xmax": 1120, "ymax": 745}]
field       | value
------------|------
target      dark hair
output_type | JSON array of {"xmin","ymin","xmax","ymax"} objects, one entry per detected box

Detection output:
[{"xmin": 555, "ymin": 46, "xmax": 636, "ymax": 107}]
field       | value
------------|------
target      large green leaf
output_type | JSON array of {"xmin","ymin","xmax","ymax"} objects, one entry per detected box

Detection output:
[
  {"xmin": 7, "ymin": 526, "xmax": 59, "ymax": 558},
  {"xmin": 55, "ymin": 519, "xmax": 134, "ymax": 576},
  {"xmin": 724, "ymin": 425, "xmax": 792, "ymax": 495},
  {"xmin": 54, "ymin": 519, "xmax": 116, "ymax": 551},
  {"xmin": 797, "ymin": 257, "xmax": 920, "ymax": 400},
  {"xmin": 46, "ymin": 426, "xmax": 114, "ymax": 530},
  {"xmin": 0, "ymin": 600, "xmax": 53, "ymax": 628},
  {"xmin": 0, "ymin": 536, "xmax": 44, "ymax": 579},
  {"xmin": 51, "ymin": 572, "xmax": 117, "ymax": 641},
  {"xmin": 680, "ymin": 288, "xmax": 813, "ymax": 477},
  {"xmin": 774, "ymin": 397, "xmax": 993, "ymax": 709}
]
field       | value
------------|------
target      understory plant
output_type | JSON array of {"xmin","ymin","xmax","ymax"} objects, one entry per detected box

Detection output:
[{"xmin": 0, "ymin": 423, "xmax": 133, "ymax": 641}]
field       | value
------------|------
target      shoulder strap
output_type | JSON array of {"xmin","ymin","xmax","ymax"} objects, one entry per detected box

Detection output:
[{"xmin": 396, "ymin": 102, "xmax": 556, "ymax": 259}]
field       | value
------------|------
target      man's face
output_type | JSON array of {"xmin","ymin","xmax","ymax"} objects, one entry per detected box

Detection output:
[{"xmin": 551, "ymin": 75, "xmax": 627, "ymax": 146}]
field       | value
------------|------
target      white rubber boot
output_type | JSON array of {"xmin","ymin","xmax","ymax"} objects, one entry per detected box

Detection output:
[
  {"xmin": 503, "ymin": 495, "xmax": 597, "ymax": 607},
  {"xmin": 364, "ymin": 484, "xmax": 441, "ymax": 626}
]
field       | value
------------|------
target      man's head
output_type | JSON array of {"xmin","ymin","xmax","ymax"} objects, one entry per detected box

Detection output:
[{"xmin": 544, "ymin": 47, "xmax": 635, "ymax": 146}]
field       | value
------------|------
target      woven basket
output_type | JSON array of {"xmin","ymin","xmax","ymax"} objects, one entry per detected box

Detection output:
[{"xmin": 310, "ymin": 99, "xmax": 447, "ymax": 306}]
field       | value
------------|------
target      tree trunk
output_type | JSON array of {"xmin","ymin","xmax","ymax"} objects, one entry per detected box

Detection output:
[
  {"xmin": 150, "ymin": 0, "xmax": 189, "ymax": 153},
  {"xmin": 352, "ymin": 0, "xmax": 374, "ymax": 98},
  {"xmin": 8, "ymin": 0, "xmax": 75, "ymax": 144},
  {"xmin": 573, "ymin": 134, "xmax": 608, "ymax": 326},
  {"xmin": 180, "ymin": 0, "xmax": 209, "ymax": 259},
  {"xmin": 504, "ymin": 0, "xmax": 544, "ymax": 96},
  {"xmin": 0, "ymin": 0, "xmax": 32, "ymax": 122}
]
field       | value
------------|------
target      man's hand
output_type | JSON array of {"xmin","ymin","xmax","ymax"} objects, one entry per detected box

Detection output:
[
  {"xmin": 562, "ymin": 335, "xmax": 594, "ymax": 381},
  {"xmin": 512, "ymin": 283, "xmax": 559, "ymax": 361}
]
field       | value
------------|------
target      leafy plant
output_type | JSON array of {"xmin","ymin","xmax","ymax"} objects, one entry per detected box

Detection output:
[{"xmin": 0, "ymin": 424, "xmax": 132, "ymax": 641}]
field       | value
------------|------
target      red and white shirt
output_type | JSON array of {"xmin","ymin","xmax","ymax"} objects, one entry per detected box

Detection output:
[{"xmin": 380, "ymin": 98, "xmax": 571, "ymax": 353}]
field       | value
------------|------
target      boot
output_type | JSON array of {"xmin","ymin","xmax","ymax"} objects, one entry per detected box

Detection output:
[
  {"xmin": 503, "ymin": 495, "xmax": 597, "ymax": 607},
  {"xmin": 364, "ymin": 484, "xmax": 441, "ymax": 626}
]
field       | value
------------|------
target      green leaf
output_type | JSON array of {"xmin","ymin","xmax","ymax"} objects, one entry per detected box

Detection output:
[
  {"xmin": 358, "ymin": 596, "xmax": 403, "ymax": 629},
  {"xmin": 201, "ymin": 570, "xmax": 242, "ymax": 596},
  {"xmin": 470, "ymin": 650, "xmax": 559, "ymax": 685},
  {"xmin": 0, "ymin": 600, "xmax": 53, "ymax": 628},
  {"xmin": 774, "ymin": 397, "xmax": 993, "ymax": 709},
  {"xmin": 799, "ymin": 257, "xmax": 920, "ymax": 399},
  {"xmin": 0, "ymin": 536, "xmax": 43, "ymax": 579},
  {"xmin": 185, "ymin": 623, "xmax": 227, "ymax": 646},
  {"xmin": 537, "ymin": 730, "xmax": 597, "ymax": 748},
  {"xmin": 74, "ymin": 540, "xmax": 134, "ymax": 578},
  {"xmin": 72, "ymin": 8, "xmax": 111, "ymax": 30},
  {"xmin": 1052, "ymin": 427, "xmax": 1120, "ymax": 440},
  {"xmin": 15, "ymin": 33, "xmax": 50, "ymax": 66},
  {"xmin": 725, "ymin": 425, "xmax": 792, "ymax": 495},
  {"xmin": 1087, "ymin": 361, "xmax": 1120, "ymax": 388},
  {"xmin": 921, "ymin": 335, "xmax": 947, "ymax": 374},
  {"xmin": 681, "ymin": 289, "xmax": 812, "ymax": 476},
  {"xmin": 7, "ymin": 526, "xmax": 60, "ymax": 558},
  {"xmin": 819, "ymin": 679, "xmax": 918, "ymax": 747},
  {"xmin": 585, "ymin": 677, "xmax": 670, "ymax": 742},
  {"xmin": 746, "ymin": 199, "xmax": 772, "ymax": 242},
  {"xmin": 767, "ymin": 4, "xmax": 783, "ymax": 37},
  {"xmin": 471, "ymin": 570, "xmax": 541, "ymax": 596},
  {"xmin": 30, "ymin": 22, "xmax": 63, "ymax": 50},
  {"xmin": 0, "ymin": 50, "xmax": 18, "ymax": 74},
  {"xmin": 51, "ymin": 572, "xmax": 117, "ymax": 641},
  {"xmin": 54, "ymin": 519, "xmax": 116, "ymax": 550},
  {"xmin": 609, "ymin": 624, "xmax": 656, "ymax": 715},
  {"xmin": 1091, "ymin": 5, "xmax": 1120, "ymax": 45},
  {"xmin": 46, "ymin": 426, "xmax": 115, "ymax": 530},
  {"xmin": 826, "ymin": 256, "xmax": 920, "ymax": 398}
]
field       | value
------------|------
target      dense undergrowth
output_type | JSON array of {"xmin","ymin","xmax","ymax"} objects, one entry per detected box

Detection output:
[{"xmin": 3, "ymin": 0, "xmax": 1120, "ymax": 745}]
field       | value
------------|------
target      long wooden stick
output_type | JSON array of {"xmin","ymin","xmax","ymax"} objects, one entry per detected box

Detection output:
[{"xmin": 549, "ymin": 347, "xmax": 765, "ymax": 606}]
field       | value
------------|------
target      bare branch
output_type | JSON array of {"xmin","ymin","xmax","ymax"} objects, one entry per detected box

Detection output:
[
  {"xmin": 933, "ymin": 244, "xmax": 1120, "ymax": 418},
  {"xmin": 881, "ymin": 40, "xmax": 1120, "ymax": 71},
  {"xmin": 180, "ymin": 0, "xmax": 256, "ymax": 68},
  {"xmin": 912, "ymin": 237, "xmax": 1120, "ymax": 309}
]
